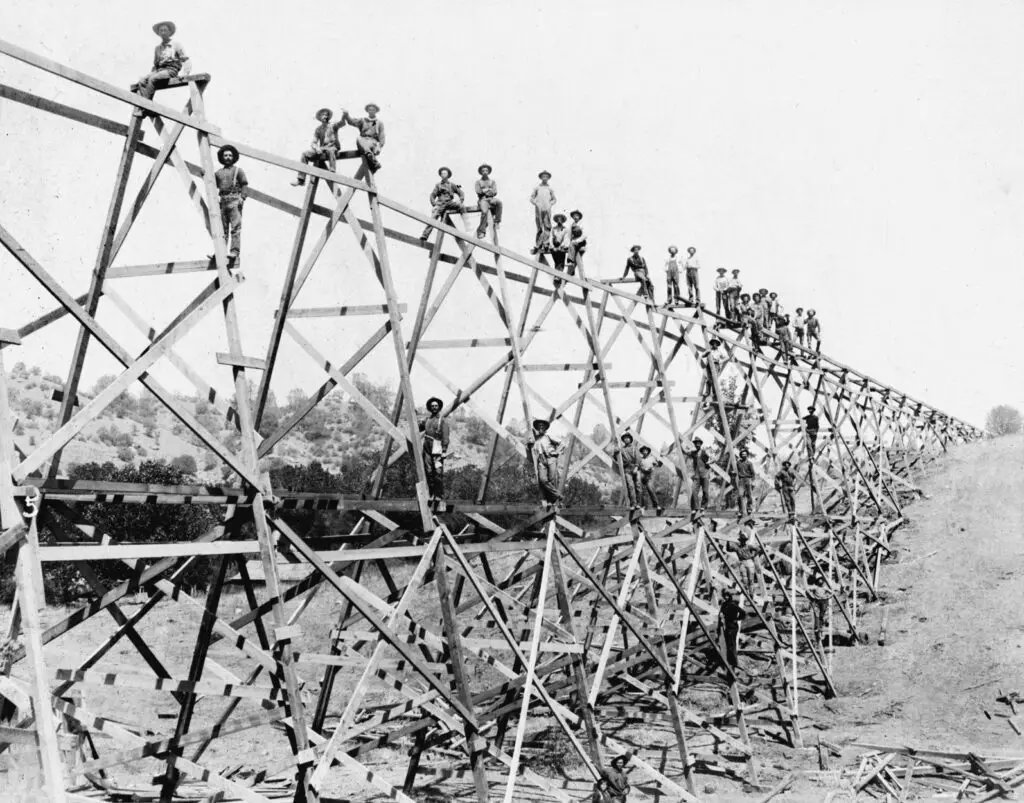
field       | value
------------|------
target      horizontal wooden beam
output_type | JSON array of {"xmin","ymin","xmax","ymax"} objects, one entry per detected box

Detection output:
[
  {"xmin": 104, "ymin": 260, "xmax": 212, "ymax": 279},
  {"xmin": 38, "ymin": 541, "xmax": 262, "ymax": 561},
  {"xmin": 0, "ymin": 328, "xmax": 22, "ymax": 345},
  {"xmin": 216, "ymin": 352, "xmax": 267, "ymax": 371},
  {"xmin": 522, "ymin": 363, "xmax": 610, "ymax": 372},
  {"xmin": 287, "ymin": 304, "xmax": 407, "ymax": 318},
  {"xmin": 417, "ymin": 337, "xmax": 512, "ymax": 349}
]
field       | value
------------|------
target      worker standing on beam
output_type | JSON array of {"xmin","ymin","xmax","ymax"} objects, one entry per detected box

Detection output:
[
  {"xmin": 775, "ymin": 459, "xmax": 796, "ymax": 520},
  {"xmin": 474, "ymin": 164, "xmax": 502, "ymax": 240},
  {"xmin": 567, "ymin": 210, "xmax": 587, "ymax": 275},
  {"xmin": 611, "ymin": 432, "xmax": 643, "ymax": 510},
  {"xmin": 664, "ymin": 246, "xmax": 683, "ymax": 306},
  {"xmin": 684, "ymin": 246, "xmax": 702, "ymax": 306},
  {"xmin": 291, "ymin": 107, "xmax": 343, "ymax": 186},
  {"xmin": 340, "ymin": 103, "xmax": 384, "ymax": 172},
  {"xmin": 131, "ymin": 21, "xmax": 191, "ymax": 101},
  {"xmin": 680, "ymin": 437, "xmax": 712, "ymax": 515},
  {"xmin": 717, "ymin": 589, "xmax": 747, "ymax": 670},
  {"xmin": 637, "ymin": 445, "xmax": 665, "ymax": 515},
  {"xmin": 420, "ymin": 167, "xmax": 464, "ymax": 242},
  {"xmin": 530, "ymin": 419, "xmax": 563, "ymax": 509},
  {"xmin": 805, "ymin": 573, "xmax": 830, "ymax": 646},
  {"xmin": 730, "ymin": 531, "xmax": 759, "ymax": 592},
  {"xmin": 793, "ymin": 307, "xmax": 807, "ymax": 347},
  {"xmin": 727, "ymin": 269, "xmax": 743, "ymax": 320},
  {"xmin": 419, "ymin": 397, "xmax": 450, "ymax": 501},
  {"xmin": 714, "ymin": 268, "xmax": 730, "ymax": 316},
  {"xmin": 734, "ymin": 448, "xmax": 755, "ymax": 521},
  {"xmin": 803, "ymin": 406, "xmax": 820, "ymax": 455},
  {"xmin": 214, "ymin": 145, "xmax": 247, "ymax": 266},
  {"xmin": 531, "ymin": 171, "xmax": 557, "ymax": 254},
  {"xmin": 806, "ymin": 309, "xmax": 822, "ymax": 352}
]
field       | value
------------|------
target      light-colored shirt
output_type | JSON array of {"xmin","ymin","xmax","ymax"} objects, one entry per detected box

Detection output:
[
  {"xmin": 346, "ymin": 115, "xmax": 385, "ymax": 146},
  {"xmin": 639, "ymin": 455, "xmax": 662, "ymax": 474},
  {"xmin": 535, "ymin": 433, "xmax": 561, "ymax": 461},
  {"xmin": 551, "ymin": 225, "xmax": 570, "ymax": 251},
  {"xmin": 153, "ymin": 40, "xmax": 188, "ymax": 71},
  {"xmin": 714, "ymin": 276, "xmax": 730, "ymax": 292},
  {"xmin": 728, "ymin": 277, "xmax": 743, "ymax": 292},
  {"xmin": 684, "ymin": 255, "xmax": 700, "ymax": 271},
  {"xmin": 475, "ymin": 177, "xmax": 498, "ymax": 199},
  {"xmin": 531, "ymin": 184, "xmax": 556, "ymax": 210},
  {"xmin": 794, "ymin": 313, "xmax": 806, "ymax": 330}
]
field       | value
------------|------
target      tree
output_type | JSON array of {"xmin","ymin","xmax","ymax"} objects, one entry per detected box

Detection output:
[
  {"xmin": 986, "ymin": 405, "xmax": 1022, "ymax": 437},
  {"xmin": 170, "ymin": 454, "xmax": 198, "ymax": 475}
]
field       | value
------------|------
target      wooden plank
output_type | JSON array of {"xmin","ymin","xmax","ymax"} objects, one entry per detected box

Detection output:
[
  {"xmin": 37, "ymin": 541, "xmax": 261, "ymax": 561},
  {"xmin": 104, "ymin": 259, "xmax": 213, "ymax": 279},
  {"xmin": 521, "ymin": 362, "xmax": 608, "ymax": 372},
  {"xmin": 287, "ymin": 303, "xmax": 408, "ymax": 318},
  {"xmin": 417, "ymin": 337, "xmax": 512, "ymax": 349},
  {"xmin": 0, "ymin": 328, "xmax": 22, "ymax": 346},
  {"xmin": 215, "ymin": 352, "xmax": 267, "ymax": 371}
]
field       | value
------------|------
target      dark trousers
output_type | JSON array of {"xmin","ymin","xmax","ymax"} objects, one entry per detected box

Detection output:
[
  {"xmin": 297, "ymin": 148, "xmax": 337, "ymax": 182},
  {"xmin": 633, "ymin": 269, "xmax": 654, "ymax": 301},
  {"xmin": 723, "ymin": 624, "xmax": 740, "ymax": 667},
  {"xmin": 716, "ymin": 290, "xmax": 725, "ymax": 315},
  {"xmin": 666, "ymin": 272, "xmax": 681, "ymax": 303},
  {"xmin": 686, "ymin": 268, "xmax": 700, "ymax": 303},
  {"xmin": 779, "ymin": 487, "xmax": 795, "ymax": 515},
  {"xmin": 551, "ymin": 251, "xmax": 573, "ymax": 284},
  {"xmin": 690, "ymin": 473, "xmax": 710, "ymax": 511},
  {"xmin": 623, "ymin": 470, "xmax": 642, "ymax": 507},
  {"xmin": 423, "ymin": 453, "xmax": 444, "ymax": 498},
  {"xmin": 640, "ymin": 473, "xmax": 659, "ymax": 508},
  {"xmin": 133, "ymin": 67, "xmax": 179, "ymax": 100},
  {"xmin": 537, "ymin": 458, "xmax": 562, "ymax": 503},
  {"xmin": 737, "ymin": 479, "xmax": 753, "ymax": 517},
  {"xmin": 421, "ymin": 200, "xmax": 463, "ymax": 239},
  {"xmin": 477, "ymin": 197, "xmax": 503, "ymax": 238}
]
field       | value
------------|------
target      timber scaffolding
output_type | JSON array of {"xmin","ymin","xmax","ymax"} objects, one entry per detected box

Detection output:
[{"xmin": 0, "ymin": 39, "xmax": 984, "ymax": 803}]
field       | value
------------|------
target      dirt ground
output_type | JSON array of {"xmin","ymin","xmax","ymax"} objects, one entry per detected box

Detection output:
[{"xmin": 2, "ymin": 435, "xmax": 1022, "ymax": 801}]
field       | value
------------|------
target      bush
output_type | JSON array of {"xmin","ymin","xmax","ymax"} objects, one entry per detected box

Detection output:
[
  {"xmin": 116, "ymin": 446, "xmax": 134, "ymax": 463},
  {"xmin": 986, "ymin": 405, "xmax": 1022, "ymax": 437},
  {"xmin": 170, "ymin": 455, "xmax": 198, "ymax": 476}
]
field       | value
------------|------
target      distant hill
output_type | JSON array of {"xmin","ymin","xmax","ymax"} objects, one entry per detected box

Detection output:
[{"xmin": 4, "ymin": 361, "xmax": 617, "ymax": 494}]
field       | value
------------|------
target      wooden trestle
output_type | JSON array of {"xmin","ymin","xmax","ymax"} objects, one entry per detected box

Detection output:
[{"xmin": 0, "ymin": 39, "xmax": 982, "ymax": 803}]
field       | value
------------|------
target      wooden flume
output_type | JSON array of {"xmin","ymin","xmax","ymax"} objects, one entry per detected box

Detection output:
[{"xmin": 0, "ymin": 40, "xmax": 983, "ymax": 803}]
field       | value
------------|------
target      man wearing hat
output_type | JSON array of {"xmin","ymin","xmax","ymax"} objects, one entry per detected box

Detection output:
[
  {"xmin": 776, "ymin": 314, "xmax": 795, "ymax": 363},
  {"xmin": 734, "ymin": 448, "xmax": 755, "ymax": 520},
  {"xmin": 340, "ymin": 104, "xmax": 385, "ymax": 172},
  {"xmin": 214, "ymin": 145, "xmax": 248, "ymax": 263},
  {"xmin": 726, "ymin": 269, "xmax": 743, "ymax": 321},
  {"xmin": 680, "ymin": 437, "xmax": 711, "ymax": 513},
  {"xmin": 713, "ymin": 268, "xmax": 730, "ymax": 317},
  {"xmin": 132, "ymin": 21, "xmax": 191, "ymax": 101},
  {"xmin": 530, "ymin": 420, "xmax": 563, "ymax": 508},
  {"xmin": 803, "ymin": 406, "xmax": 820, "ymax": 455},
  {"xmin": 530, "ymin": 171, "xmax": 557, "ymax": 254},
  {"xmin": 717, "ymin": 589, "xmax": 747, "ymax": 669},
  {"xmin": 419, "ymin": 397, "xmax": 450, "ymax": 500},
  {"xmin": 622, "ymin": 245, "xmax": 655, "ymax": 303},
  {"xmin": 730, "ymin": 530, "xmax": 759, "ymax": 592},
  {"xmin": 420, "ymin": 167, "xmax": 464, "ymax": 242},
  {"xmin": 664, "ymin": 246, "xmax": 683, "ymax": 306},
  {"xmin": 474, "ymin": 164, "xmax": 502, "ymax": 240},
  {"xmin": 591, "ymin": 755, "xmax": 631, "ymax": 803},
  {"xmin": 550, "ymin": 213, "xmax": 571, "ymax": 283},
  {"xmin": 684, "ymin": 247, "xmax": 701, "ymax": 307},
  {"xmin": 567, "ymin": 210, "xmax": 587, "ymax": 275},
  {"xmin": 805, "ymin": 309, "xmax": 821, "ymax": 353},
  {"xmin": 774, "ymin": 459, "xmax": 796, "ymax": 518},
  {"xmin": 292, "ymin": 108, "xmax": 344, "ymax": 186},
  {"xmin": 611, "ymin": 432, "xmax": 643, "ymax": 509}
]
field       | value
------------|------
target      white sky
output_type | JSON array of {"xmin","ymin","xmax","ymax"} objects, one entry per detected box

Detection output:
[{"xmin": 2, "ymin": 0, "xmax": 1022, "ymax": 430}]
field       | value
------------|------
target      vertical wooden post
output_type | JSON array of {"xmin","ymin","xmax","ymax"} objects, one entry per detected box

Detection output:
[{"xmin": 434, "ymin": 545, "xmax": 490, "ymax": 803}]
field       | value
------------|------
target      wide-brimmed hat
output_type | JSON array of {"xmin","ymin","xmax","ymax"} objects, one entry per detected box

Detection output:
[
  {"xmin": 630, "ymin": 245, "xmax": 641, "ymax": 252},
  {"xmin": 731, "ymin": 268, "xmax": 741, "ymax": 274},
  {"xmin": 807, "ymin": 406, "xmax": 815, "ymax": 412},
  {"xmin": 152, "ymin": 20, "xmax": 176, "ymax": 36},
  {"xmin": 716, "ymin": 267, "xmax": 727, "ymax": 273},
  {"xmin": 668, "ymin": 245, "xmax": 678, "ymax": 253},
  {"xmin": 538, "ymin": 170, "xmax": 552, "ymax": 179},
  {"xmin": 808, "ymin": 308, "xmax": 816, "ymax": 315},
  {"xmin": 216, "ymin": 144, "xmax": 239, "ymax": 165},
  {"xmin": 569, "ymin": 209, "xmax": 582, "ymax": 219},
  {"xmin": 425, "ymin": 397, "xmax": 443, "ymax": 410},
  {"xmin": 693, "ymin": 437, "xmax": 703, "ymax": 445},
  {"xmin": 437, "ymin": 166, "xmax": 452, "ymax": 177},
  {"xmin": 533, "ymin": 419, "xmax": 550, "ymax": 431},
  {"xmin": 769, "ymin": 291, "xmax": 778, "ymax": 298},
  {"xmin": 478, "ymin": 163, "xmax": 492, "ymax": 175},
  {"xmin": 315, "ymin": 108, "xmax": 333, "ymax": 121},
  {"xmin": 553, "ymin": 213, "xmax": 567, "ymax": 223},
  {"xmin": 620, "ymin": 432, "xmax": 634, "ymax": 442},
  {"xmin": 687, "ymin": 246, "xmax": 696, "ymax": 252},
  {"xmin": 709, "ymin": 338, "xmax": 721, "ymax": 347},
  {"xmin": 365, "ymin": 103, "xmax": 380, "ymax": 113},
  {"xmin": 782, "ymin": 459, "xmax": 791, "ymax": 466},
  {"xmin": 739, "ymin": 449, "xmax": 749, "ymax": 456},
  {"xmin": 639, "ymin": 445, "xmax": 652, "ymax": 453}
]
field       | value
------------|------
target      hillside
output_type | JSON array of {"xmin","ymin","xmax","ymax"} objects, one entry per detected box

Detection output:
[
  {"xmin": 801, "ymin": 433, "xmax": 1024, "ymax": 752},
  {"xmin": 3, "ymin": 361, "xmax": 619, "ymax": 494}
]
